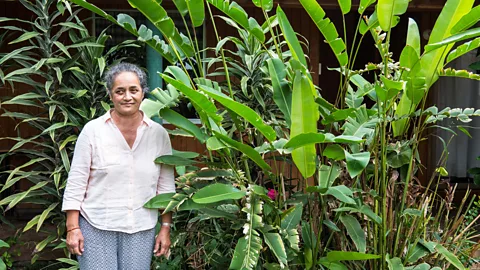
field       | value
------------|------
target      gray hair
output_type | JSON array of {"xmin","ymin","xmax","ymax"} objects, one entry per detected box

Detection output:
[{"xmin": 104, "ymin": 62, "xmax": 149, "ymax": 94}]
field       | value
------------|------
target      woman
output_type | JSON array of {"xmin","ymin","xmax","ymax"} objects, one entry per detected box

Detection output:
[{"xmin": 62, "ymin": 63, "xmax": 175, "ymax": 269}]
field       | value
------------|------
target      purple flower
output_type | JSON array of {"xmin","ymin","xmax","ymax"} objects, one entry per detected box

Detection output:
[{"xmin": 267, "ymin": 189, "xmax": 276, "ymax": 200}]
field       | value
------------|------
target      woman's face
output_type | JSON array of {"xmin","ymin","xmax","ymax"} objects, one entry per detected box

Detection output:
[{"xmin": 110, "ymin": 71, "xmax": 144, "ymax": 116}]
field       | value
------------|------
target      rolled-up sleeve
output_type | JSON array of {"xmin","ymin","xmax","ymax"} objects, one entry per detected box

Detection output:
[
  {"xmin": 156, "ymin": 129, "xmax": 175, "ymax": 195},
  {"xmin": 62, "ymin": 126, "xmax": 92, "ymax": 211}
]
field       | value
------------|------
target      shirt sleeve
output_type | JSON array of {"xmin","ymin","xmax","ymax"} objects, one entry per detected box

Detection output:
[
  {"xmin": 61, "ymin": 125, "xmax": 92, "ymax": 211},
  {"xmin": 156, "ymin": 128, "xmax": 176, "ymax": 195}
]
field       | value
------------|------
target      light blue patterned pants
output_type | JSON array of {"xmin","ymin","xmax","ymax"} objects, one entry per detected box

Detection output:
[{"xmin": 77, "ymin": 216, "xmax": 156, "ymax": 270}]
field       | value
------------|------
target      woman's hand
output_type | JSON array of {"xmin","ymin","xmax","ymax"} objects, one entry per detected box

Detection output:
[
  {"xmin": 66, "ymin": 229, "xmax": 84, "ymax": 256},
  {"xmin": 153, "ymin": 226, "xmax": 171, "ymax": 257}
]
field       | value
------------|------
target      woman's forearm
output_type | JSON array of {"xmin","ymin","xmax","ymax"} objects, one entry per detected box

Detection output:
[
  {"xmin": 160, "ymin": 212, "xmax": 172, "ymax": 224},
  {"xmin": 66, "ymin": 210, "xmax": 80, "ymax": 230}
]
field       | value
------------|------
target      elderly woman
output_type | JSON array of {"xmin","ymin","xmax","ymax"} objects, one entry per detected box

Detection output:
[{"xmin": 62, "ymin": 63, "xmax": 175, "ymax": 269}]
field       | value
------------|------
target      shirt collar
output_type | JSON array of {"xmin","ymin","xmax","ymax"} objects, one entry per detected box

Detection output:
[{"xmin": 103, "ymin": 110, "xmax": 153, "ymax": 127}]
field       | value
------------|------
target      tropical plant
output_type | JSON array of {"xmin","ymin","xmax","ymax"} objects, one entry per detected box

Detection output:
[
  {"xmin": 7, "ymin": 0, "xmax": 480, "ymax": 269},
  {"xmin": 0, "ymin": 0, "xmax": 140, "ymax": 266}
]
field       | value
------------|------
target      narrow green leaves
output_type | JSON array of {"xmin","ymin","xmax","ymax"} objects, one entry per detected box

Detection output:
[
  {"xmin": 276, "ymin": 6, "xmax": 307, "ymax": 67},
  {"xmin": 406, "ymin": 18, "xmax": 420, "ymax": 56},
  {"xmin": 267, "ymin": 58, "xmax": 291, "ymax": 126},
  {"xmin": 338, "ymin": 0, "xmax": 351, "ymax": 14}
]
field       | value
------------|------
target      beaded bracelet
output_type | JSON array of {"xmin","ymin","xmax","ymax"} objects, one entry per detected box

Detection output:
[{"xmin": 161, "ymin": 222, "xmax": 172, "ymax": 227}]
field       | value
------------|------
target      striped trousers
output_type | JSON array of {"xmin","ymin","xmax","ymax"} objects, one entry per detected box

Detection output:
[{"xmin": 77, "ymin": 216, "xmax": 156, "ymax": 270}]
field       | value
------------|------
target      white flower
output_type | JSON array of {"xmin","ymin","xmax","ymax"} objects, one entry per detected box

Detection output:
[
  {"xmin": 246, "ymin": 203, "xmax": 251, "ymax": 209},
  {"xmin": 243, "ymin": 223, "xmax": 249, "ymax": 234},
  {"xmin": 247, "ymin": 213, "xmax": 251, "ymax": 221}
]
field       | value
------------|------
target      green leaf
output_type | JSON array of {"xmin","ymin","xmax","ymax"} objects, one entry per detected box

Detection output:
[
  {"xmin": 406, "ymin": 18, "xmax": 421, "ymax": 56},
  {"xmin": 127, "ymin": 0, "xmax": 194, "ymax": 57},
  {"xmin": 326, "ymin": 251, "xmax": 381, "ymax": 261},
  {"xmin": 338, "ymin": 0, "xmax": 351, "ymax": 14},
  {"xmin": 162, "ymin": 75, "xmax": 221, "ymax": 122},
  {"xmin": 323, "ymin": 144, "xmax": 345, "ymax": 160},
  {"xmin": 377, "ymin": 0, "xmax": 408, "ymax": 31},
  {"xmin": 440, "ymin": 68, "xmax": 480, "ymax": 80},
  {"xmin": 386, "ymin": 256, "xmax": 404, "ymax": 270},
  {"xmin": 23, "ymin": 215, "xmax": 41, "ymax": 232},
  {"xmin": 0, "ymin": 46, "xmax": 37, "ymax": 65},
  {"xmin": 358, "ymin": 0, "xmax": 376, "ymax": 14},
  {"xmin": 252, "ymin": 0, "xmax": 273, "ymax": 11},
  {"xmin": 406, "ymin": 243, "xmax": 431, "ymax": 263},
  {"xmin": 291, "ymin": 72, "xmax": 319, "ymax": 178},
  {"xmin": 144, "ymin": 192, "xmax": 176, "ymax": 209},
  {"xmin": 2, "ymin": 158, "xmax": 47, "ymax": 192},
  {"xmin": 334, "ymin": 205, "xmax": 382, "ymax": 225},
  {"xmin": 98, "ymin": 56, "xmax": 106, "ymax": 76},
  {"xmin": 284, "ymin": 133, "xmax": 326, "ymax": 149},
  {"xmin": 435, "ymin": 244, "xmax": 465, "ymax": 270},
  {"xmin": 318, "ymin": 164, "xmax": 341, "ymax": 189},
  {"xmin": 207, "ymin": 0, "xmax": 265, "ymax": 43},
  {"xmin": 172, "ymin": 150, "xmax": 199, "ymax": 159},
  {"xmin": 34, "ymin": 235, "xmax": 56, "ymax": 253},
  {"xmin": 230, "ymin": 235, "xmax": 262, "ymax": 270},
  {"xmin": 159, "ymin": 108, "xmax": 207, "ymax": 143},
  {"xmin": 281, "ymin": 204, "xmax": 303, "ymax": 230},
  {"xmin": 186, "ymin": 0, "xmax": 205, "ymax": 27},
  {"xmin": 36, "ymin": 203, "xmax": 58, "ymax": 232},
  {"xmin": 8, "ymin": 31, "xmax": 40, "ymax": 44},
  {"xmin": 276, "ymin": 6, "xmax": 307, "ymax": 67},
  {"xmin": 451, "ymin": 5, "xmax": 480, "ymax": 33},
  {"xmin": 192, "ymin": 183, "xmax": 246, "ymax": 204},
  {"xmin": 345, "ymin": 151, "xmax": 370, "ymax": 178},
  {"xmin": 0, "ymin": 258, "xmax": 5, "ymax": 270},
  {"xmin": 342, "ymin": 106, "xmax": 376, "ymax": 139},
  {"xmin": 267, "ymin": 58, "xmax": 291, "ymax": 126},
  {"xmin": 299, "ymin": 0, "xmax": 348, "ymax": 66},
  {"xmin": 155, "ymin": 155, "xmax": 197, "ymax": 166},
  {"xmin": 214, "ymin": 132, "xmax": 271, "ymax": 171},
  {"xmin": 264, "ymin": 233, "xmax": 288, "ymax": 268},
  {"xmin": 54, "ymin": 41, "xmax": 71, "ymax": 58},
  {"xmin": 446, "ymin": 37, "xmax": 480, "ymax": 64},
  {"xmin": 325, "ymin": 185, "xmax": 356, "ymax": 204},
  {"xmin": 0, "ymin": 240, "xmax": 9, "ymax": 249},
  {"xmin": 199, "ymin": 85, "xmax": 276, "ymax": 142},
  {"xmin": 425, "ymin": 27, "xmax": 480, "ymax": 52},
  {"xmin": 323, "ymin": 219, "xmax": 341, "ymax": 232}
]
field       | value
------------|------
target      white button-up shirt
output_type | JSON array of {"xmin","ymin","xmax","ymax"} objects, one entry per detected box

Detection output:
[{"xmin": 62, "ymin": 110, "xmax": 175, "ymax": 233}]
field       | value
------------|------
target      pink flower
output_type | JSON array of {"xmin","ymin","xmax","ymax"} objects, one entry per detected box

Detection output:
[{"xmin": 267, "ymin": 189, "xmax": 276, "ymax": 200}]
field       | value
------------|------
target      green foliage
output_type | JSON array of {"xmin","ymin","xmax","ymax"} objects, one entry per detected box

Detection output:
[
  {"xmin": 2, "ymin": 0, "xmax": 480, "ymax": 268},
  {"xmin": 0, "ymin": 0, "xmax": 139, "ymax": 266}
]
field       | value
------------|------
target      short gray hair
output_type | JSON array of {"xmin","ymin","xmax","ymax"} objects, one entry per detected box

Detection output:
[{"xmin": 104, "ymin": 62, "xmax": 149, "ymax": 94}]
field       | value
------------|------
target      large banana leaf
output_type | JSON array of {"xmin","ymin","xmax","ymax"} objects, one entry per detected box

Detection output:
[
  {"xmin": 290, "ymin": 71, "xmax": 319, "ymax": 178},
  {"xmin": 207, "ymin": 0, "xmax": 265, "ymax": 42},
  {"xmin": 393, "ymin": 0, "xmax": 474, "ymax": 136},
  {"xmin": 299, "ymin": 0, "xmax": 348, "ymax": 66},
  {"xmin": 159, "ymin": 108, "xmax": 208, "ymax": 143},
  {"xmin": 198, "ymin": 85, "xmax": 276, "ymax": 142},
  {"xmin": 214, "ymin": 132, "xmax": 271, "ymax": 171},
  {"xmin": 161, "ymin": 75, "xmax": 222, "ymax": 123},
  {"xmin": 276, "ymin": 6, "xmax": 307, "ymax": 67}
]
